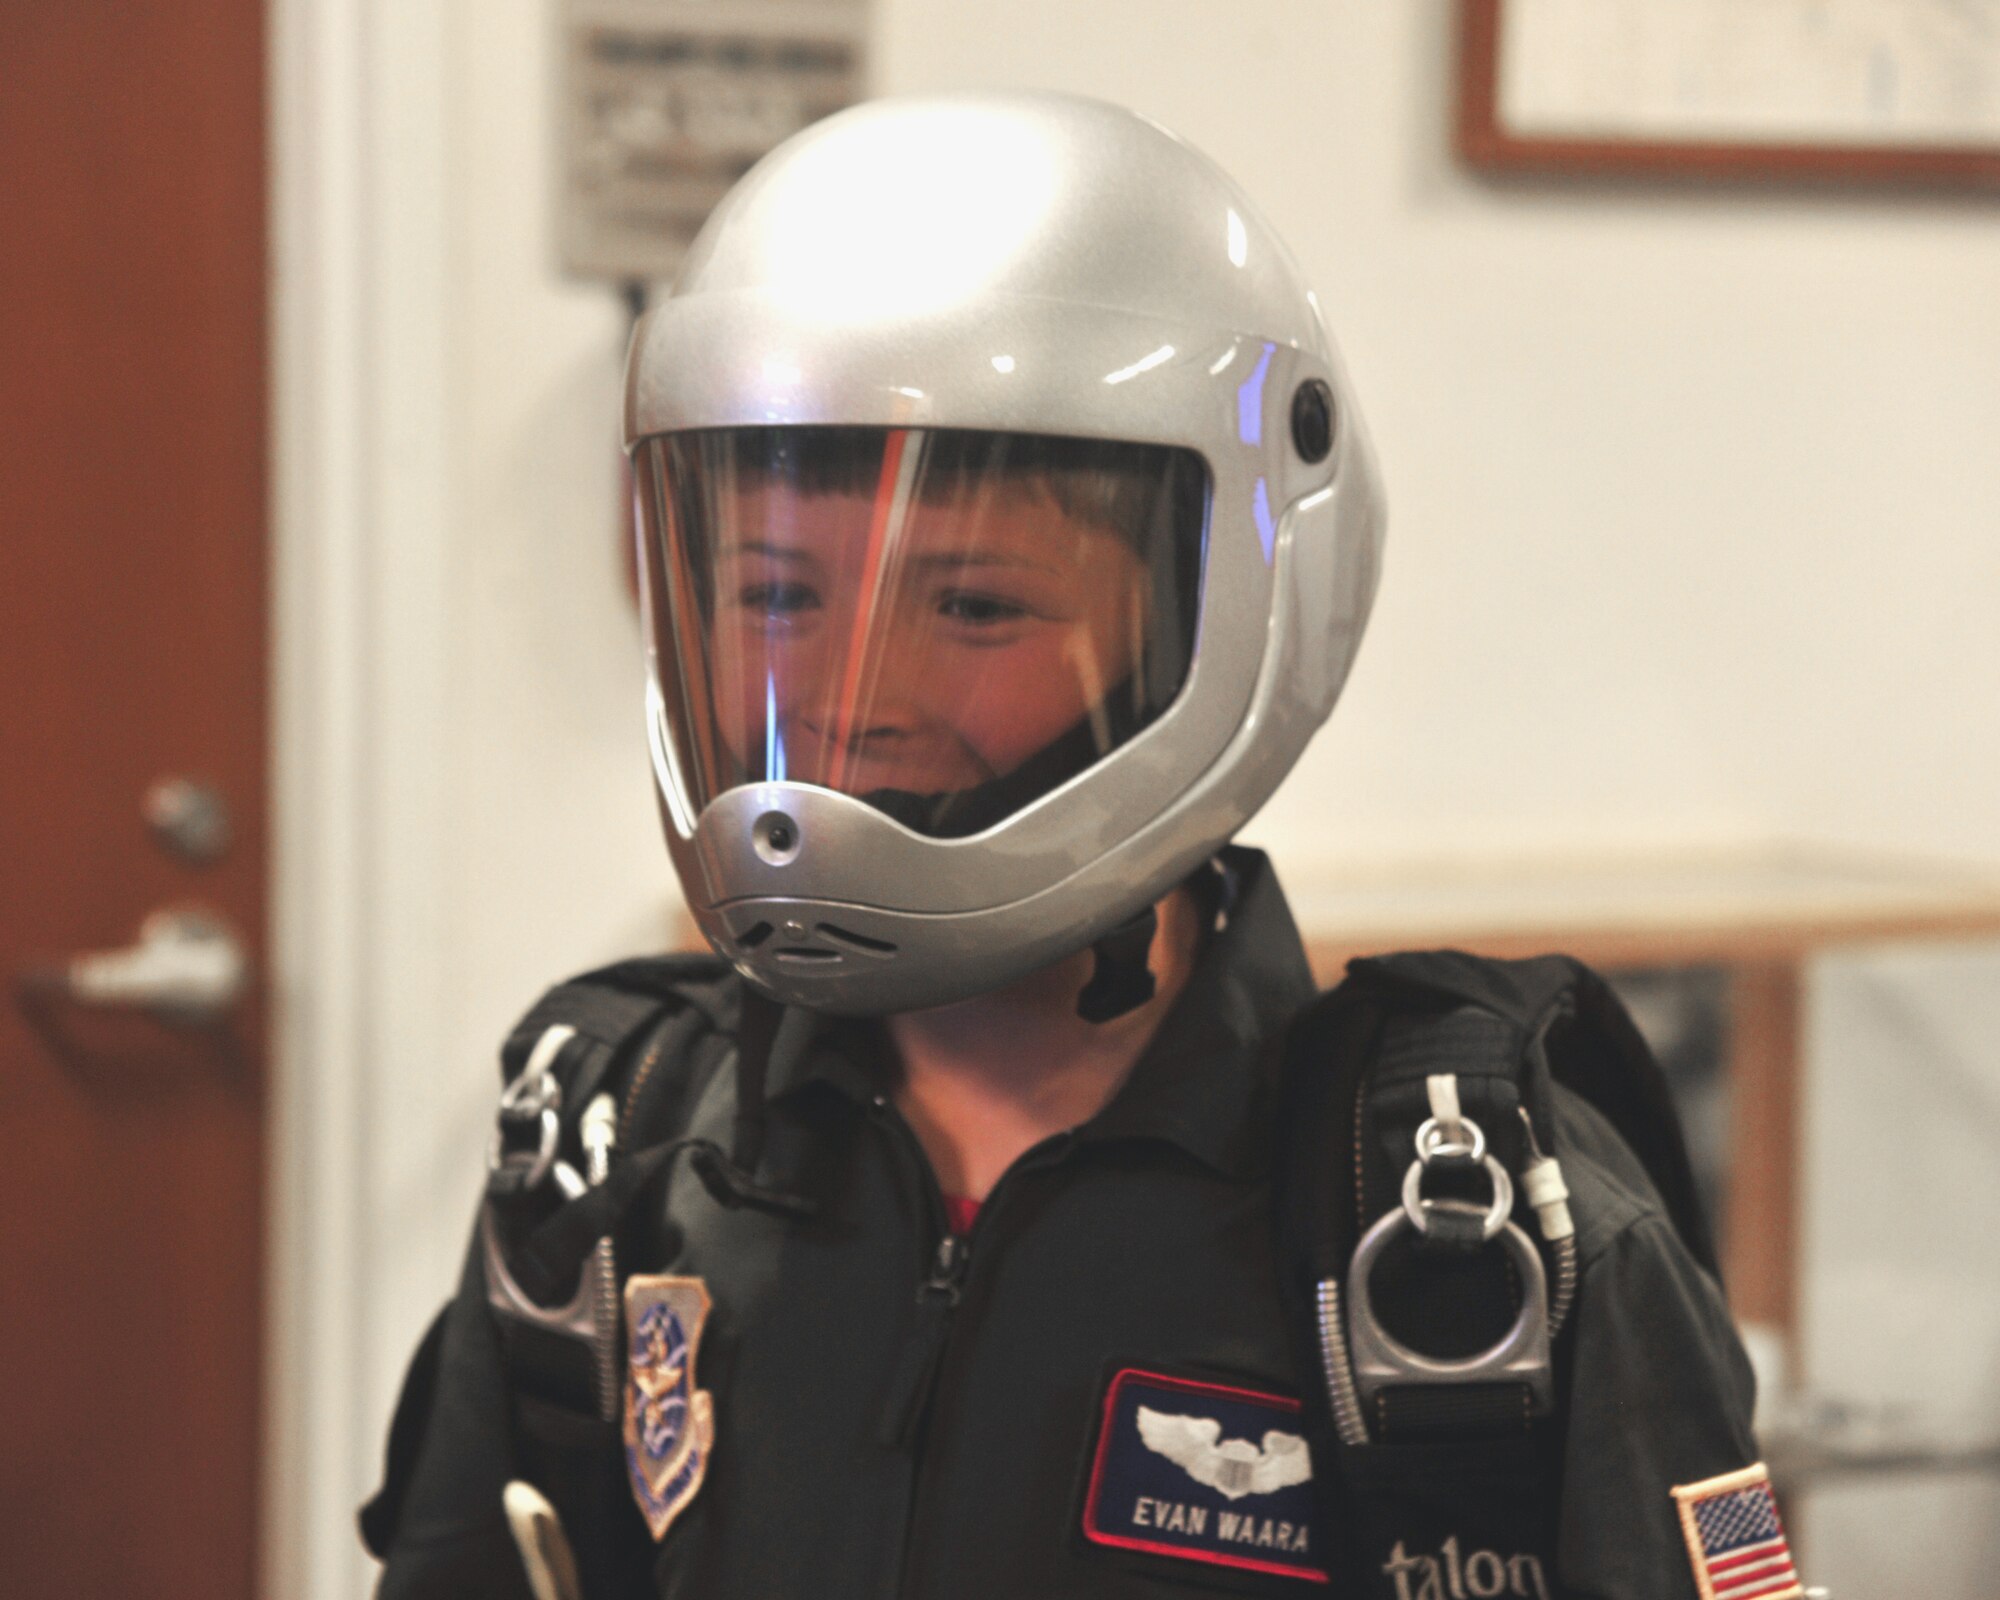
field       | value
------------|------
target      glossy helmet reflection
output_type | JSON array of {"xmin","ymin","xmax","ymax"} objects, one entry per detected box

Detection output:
[{"xmin": 628, "ymin": 92, "xmax": 1385, "ymax": 1015}]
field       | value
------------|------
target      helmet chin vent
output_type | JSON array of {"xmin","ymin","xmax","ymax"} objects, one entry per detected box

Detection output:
[
  {"xmin": 725, "ymin": 918, "xmax": 901, "ymax": 976},
  {"xmin": 817, "ymin": 923, "xmax": 899, "ymax": 959}
]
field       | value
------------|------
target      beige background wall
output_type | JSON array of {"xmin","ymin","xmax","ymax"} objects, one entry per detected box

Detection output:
[{"xmin": 344, "ymin": 2, "xmax": 2000, "ymax": 1593}]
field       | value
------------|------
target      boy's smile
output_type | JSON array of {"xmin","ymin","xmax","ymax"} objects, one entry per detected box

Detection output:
[{"xmin": 708, "ymin": 473, "xmax": 1150, "ymax": 807}]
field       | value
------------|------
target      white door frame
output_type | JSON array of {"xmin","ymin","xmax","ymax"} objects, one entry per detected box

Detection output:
[{"xmin": 266, "ymin": 0, "xmax": 454, "ymax": 1593}]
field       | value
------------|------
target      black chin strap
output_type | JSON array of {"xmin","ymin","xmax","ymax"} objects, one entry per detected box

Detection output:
[
  {"xmin": 691, "ymin": 988, "xmax": 818, "ymax": 1215},
  {"xmin": 1076, "ymin": 905, "xmax": 1158, "ymax": 1024},
  {"xmin": 860, "ymin": 680, "xmax": 1146, "ymax": 839},
  {"xmin": 728, "ymin": 988, "xmax": 783, "ymax": 1174}
]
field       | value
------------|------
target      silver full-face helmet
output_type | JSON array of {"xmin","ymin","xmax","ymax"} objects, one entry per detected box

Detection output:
[{"xmin": 629, "ymin": 92, "xmax": 1385, "ymax": 1016}]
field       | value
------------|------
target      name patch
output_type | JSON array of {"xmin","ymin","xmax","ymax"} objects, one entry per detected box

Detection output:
[{"xmin": 1082, "ymin": 1367, "xmax": 1326, "ymax": 1583}]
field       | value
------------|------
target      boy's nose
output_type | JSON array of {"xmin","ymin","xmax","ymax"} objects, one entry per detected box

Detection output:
[
  {"xmin": 803, "ymin": 708, "xmax": 915, "ymax": 749},
  {"xmin": 805, "ymin": 677, "xmax": 927, "ymax": 744},
  {"xmin": 820, "ymin": 636, "xmax": 933, "ymax": 736}
]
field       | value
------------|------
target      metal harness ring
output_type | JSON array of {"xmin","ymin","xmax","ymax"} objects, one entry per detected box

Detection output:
[
  {"xmin": 489, "ymin": 1068, "xmax": 563, "ymax": 1192},
  {"xmin": 1413, "ymin": 1114, "xmax": 1487, "ymax": 1166},
  {"xmin": 488, "ymin": 1102, "xmax": 560, "ymax": 1192},
  {"xmin": 486, "ymin": 1025, "xmax": 576, "ymax": 1194},
  {"xmin": 1344, "ymin": 1206, "xmax": 1555, "ymax": 1417},
  {"xmin": 1401, "ymin": 1152, "xmax": 1515, "ymax": 1242}
]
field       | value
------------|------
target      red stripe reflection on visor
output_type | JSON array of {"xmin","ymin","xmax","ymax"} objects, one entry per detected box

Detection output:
[{"xmin": 825, "ymin": 428, "xmax": 914, "ymax": 794}]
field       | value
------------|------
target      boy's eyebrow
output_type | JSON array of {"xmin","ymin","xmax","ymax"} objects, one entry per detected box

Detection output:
[
  {"xmin": 721, "ymin": 540, "xmax": 1063, "ymax": 576},
  {"xmin": 906, "ymin": 551, "xmax": 1062, "ymax": 575},
  {"xmin": 719, "ymin": 539, "xmax": 816, "ymax": 563}
]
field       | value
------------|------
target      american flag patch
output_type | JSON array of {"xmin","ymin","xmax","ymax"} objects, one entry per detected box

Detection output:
[{"xmin": 1671, "ymin": 1463, "xmax": 1803, "ymax": 1600}]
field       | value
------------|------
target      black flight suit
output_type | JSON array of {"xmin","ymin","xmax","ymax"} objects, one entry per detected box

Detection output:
[{"xmin": 366, "ymin": 848, "xmax": 1760, "ymax": 1599}]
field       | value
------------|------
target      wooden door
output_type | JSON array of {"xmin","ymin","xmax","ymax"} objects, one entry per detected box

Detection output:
[{"xmin": 0, "ymin": 5, "xmax": 268, "ymax": 1595}]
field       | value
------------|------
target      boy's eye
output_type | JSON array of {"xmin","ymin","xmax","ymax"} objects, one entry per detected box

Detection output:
[
  {"xmin": 738, "ymin": 580, "xmax": 820, "ymax": 617},
  {"xmin": 937, "ymin": 590, "xmax": 1030, "ymax": 625}
]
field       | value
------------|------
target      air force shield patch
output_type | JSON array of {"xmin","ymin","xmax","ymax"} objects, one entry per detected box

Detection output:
[{"xmin": 623, "ymin": 1274, "xmax": 715, "ymax": 1541}]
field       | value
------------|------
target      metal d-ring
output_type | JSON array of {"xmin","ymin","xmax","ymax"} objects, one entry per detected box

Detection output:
[
  {"xmin": 1345, "ymin": 1206, "xmax": 1555, "ymax": 1419},
  {"xmin": 486, "ymin": 1025, "xmax": 576, "ymax": 1195},
  {"xmin": 1401, "ymin": 1152, "xmax": 1515, "ymax": 1242},
  {"xmin": 1413, "ymin": 1114, "xmax": 1486, "ymax": 1166},
  {"xmin": 488, "ymin": 1079, "xmax": 561, "ymax": 1193}
]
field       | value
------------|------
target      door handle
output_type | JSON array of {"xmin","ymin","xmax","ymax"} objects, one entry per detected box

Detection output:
[{"xmin": 20, "ymin": 907, "xmax": 248, "ymax": 1026}]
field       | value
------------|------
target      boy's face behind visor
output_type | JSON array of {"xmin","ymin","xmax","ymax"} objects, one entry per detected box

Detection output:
[{"xmin": 639, "ymin": 426, "xmax": 1207, "ymax": 839}]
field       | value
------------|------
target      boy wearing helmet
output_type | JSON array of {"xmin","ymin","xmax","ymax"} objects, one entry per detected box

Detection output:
[{"xmin": 367, "ymin": 92, "xmax": 1768, "ymax": 1600}]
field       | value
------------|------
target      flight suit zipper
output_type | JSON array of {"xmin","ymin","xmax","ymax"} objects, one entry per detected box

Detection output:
[
  {"xmin": 879, "ymin": 1232, "xmax": 970, "ymax": 1448},
  {"xmin": 872, "ymin": 1095, "xmax": 960, "ymax": 1451},
  {"xmin": 870, "ymin": 1092, "xmax": 1075, "ymax": 1599}
]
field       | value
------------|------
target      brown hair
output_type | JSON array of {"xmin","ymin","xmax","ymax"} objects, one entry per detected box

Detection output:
[{"xmin": 710, "ymin": 426, "xmax": 1204, "ymax": 548}]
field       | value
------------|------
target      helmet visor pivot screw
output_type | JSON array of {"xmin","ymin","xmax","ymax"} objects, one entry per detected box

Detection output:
[
  {"xmin": 1291, "ymin": 380, "xmax": 1335, "ymax": 465},
  {"xmin": 753, "ymin": 812, "xmax": 800, "ymax": 864}
]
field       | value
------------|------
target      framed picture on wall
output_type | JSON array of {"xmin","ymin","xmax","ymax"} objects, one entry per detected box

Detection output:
[{"xmin": 1458, "ymin": 0, "xmax": 2000, "ymax": 187}]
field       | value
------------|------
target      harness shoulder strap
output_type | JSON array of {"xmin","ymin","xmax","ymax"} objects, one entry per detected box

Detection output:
[
  {"xmin": 498, "ymin": 953, "xmax": 730, "ymax": 1104},
  {"xmin": 371, "ymin": 957, "xmax": 762, "ymax": 1595},
  {"xmin": 485, "ymin": 951, "xmax": 735, "ymax": 1315},
  {"xmin": 1345, "ymin": 950, "xmax": 1715, "ymax": 1273},
  {"xmin": 1276, "ymin": 949, "xmax": 1740, "ymax": 1598}
]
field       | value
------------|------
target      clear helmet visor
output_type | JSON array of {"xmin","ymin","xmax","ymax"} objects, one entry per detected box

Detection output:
[{"xmin": 635, "ymin": 426, "xmax": 1208, "ymax": 839}]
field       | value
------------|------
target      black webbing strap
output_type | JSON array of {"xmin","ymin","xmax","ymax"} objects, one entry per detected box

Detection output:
[
  {"xmin": 729, "ymin": 989, "xmax": 786, "ymax": 1174},
  {"xmin": 1076, "ymin": 905, "xmax": 1160, "ymax": 1023},
  {"xmin": 1350, "ymin": 950, "xmax": 1715, "ymax": 1277},
  {"xmin": 498, "ymin": 957, "xmax": 724, "ymax": 1118},
  {"xmin": 484, "ymin": 965, "xmax": 721, "ymax": 1442},
  {"xmin": 496, "ymin": 997, "xmax": 820, "ymax": 1310},
  {"xmin": 502, "ymin": 983, "xmax": 665, "ymax": 1072},
  {"xmin": 1356, "ymin": 1008, "xmax": 1535, "ymax": 1362},
  {"xmin": 503, "ymin": 1317, "xmax": 601, "ymax": 1416},
  {"xmin": 1553, "ymin": 965, "xmax": 1718, "ymax": 1277},
  {"xmin": 501, "ymin": 1137, "xmax": 698, "ymax": 1306},
  {"xmin": 1276, "ymin": 957, "xmax": 1567, "ymax": 1595},
  {"xmin": 1372, "ymin": 1381, "xmax": 1537, "ymax": 1441}
]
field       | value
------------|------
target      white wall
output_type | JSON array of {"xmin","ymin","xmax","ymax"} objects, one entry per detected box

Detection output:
[{"xmin": 325, "ymin": 1, "xmax": 2000, "ymax": 1594}]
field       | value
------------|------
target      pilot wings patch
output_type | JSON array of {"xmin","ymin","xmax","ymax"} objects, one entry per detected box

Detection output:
[
  {"xmin": 1136, "ymin": 1405, "xmax": 1313, "ymax": 1500},
  {"xmin": 1082, "ymin": 1367, "xmax": 1326, "ymax": 1583}
]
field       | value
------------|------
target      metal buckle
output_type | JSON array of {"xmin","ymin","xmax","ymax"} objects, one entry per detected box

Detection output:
[
  {"xmin": 1345, "ymin": 1208, "xmax": 1555, "ymax": 1418},
  {"xmin": 487, "ymin": 1025, "xmax": 576, "ymax": 1195},
  {"xmin": 481, "ymin": 1203, "xmax": 607, "ymax": 1345},
  {"xmin": 1343, "ymin": 1092, "xmax": 1554, "ymax": 1420},
  {"xmin": 482, "ymin": 1087, "xmax": 623, "ymax": 1425},
  {"xmin": 1413, "ymin": 1113, "xmax": 1487, "ymax": 1166},
  {"xmin": 1401, "ymin": 1151, "xmax": 1516, "ymax": 1242}
]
